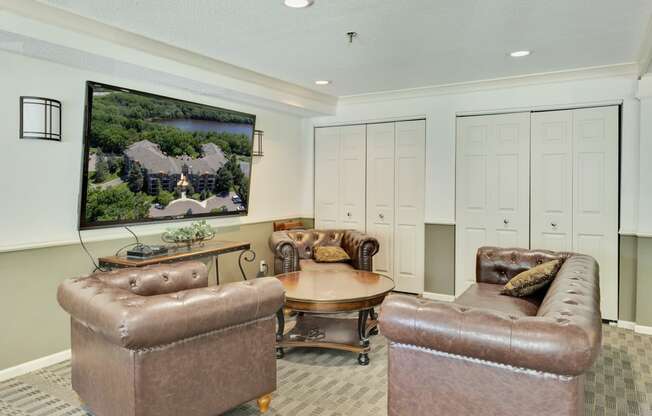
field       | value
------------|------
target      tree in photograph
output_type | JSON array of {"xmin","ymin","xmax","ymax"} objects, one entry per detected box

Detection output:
[
  {"xmin": 94, "ymin": 154, "xmax": 109, "ymax": 183},
  {"xmin": 214, "ymin": 167, "xmax": 234, "ymax": 194},
  {"xmin": 156, "ymin": 190, "xmax": 174, "ymax": 207},
  {"xmin": 107, "ymin": 157, "xmax": 123, "ymax": 174},
  {"xmin": 200, "ymin": 190, "xmax": 211, "ymax": 201},
  {"xmin": 85, "ymin": 184, "xmax": 152, "ymax": 222},
  {"xmin": 152, "ymin": 178, "xmax": 162, "ymax": 195},
  {"xmin": 127, "ymin": 163, "xmax": 144, "ymax": 193}
]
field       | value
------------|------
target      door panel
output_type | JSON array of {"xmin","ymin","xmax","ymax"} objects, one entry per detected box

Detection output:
[
  {"xmin": 531, "ymin": 111, "xmax": 573, "ymax": 251},
  {"xmin": 394, "ymin": 120, "xmax": 425, "ymax": 293},
  {"xmin": 339, "ymin": 125, "xmax": 366, "ymax": 231},
  {"xmin": 366, "ymin": 123, "xmax": 396, "ymax": 278},
  {"xmin": 572, "ymin": 106, "xmax": 619, "ymax": 320},
  {"xmin": 456, "ymin": 113, "xmax": 530, "ymax": 296},
  {"xmin": 314, "ymin": 127, "xmax": 340, "ymax": 229}
]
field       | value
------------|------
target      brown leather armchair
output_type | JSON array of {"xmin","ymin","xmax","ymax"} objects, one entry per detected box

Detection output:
[
  {"xmin": 269, "ymin": 229, "xmax": 379, "ymax": 275},
  {"xmin": 57, "ymin": 261, "xmax": 285, "ymax": 416},
  {"xmin": 379, "ymin": 247, "xmax": 602, "ymax": 416}
]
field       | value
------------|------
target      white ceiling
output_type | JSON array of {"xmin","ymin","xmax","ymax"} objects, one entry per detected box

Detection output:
[{"xmin": 36, "ymin": 0, "xmax": 652, "ymax": 96}]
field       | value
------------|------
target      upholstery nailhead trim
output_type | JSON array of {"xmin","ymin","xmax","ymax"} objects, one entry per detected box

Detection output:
[
  {"xmin": 133, "ymin": 315, "xmax": 275, "ymax": 352},
  {"xmin": 390, "ymin": 342, "xmax": 576, "ymax": 381}
]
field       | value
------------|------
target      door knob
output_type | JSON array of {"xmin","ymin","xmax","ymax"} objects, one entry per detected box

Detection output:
[
  {"xmin": 347, "ymin": 212, "xmax": 352, "ymax": 217},
  {"xmin": 551, "ymin": 222, "xmax": 558, "ymax": 228},
  {"xmin": 503, "ymin": 218, "xmax": 509, "ymax": 225},
  {"xmin": 379, "ymin": 213, "xmax": 385, "ymax": 220}
]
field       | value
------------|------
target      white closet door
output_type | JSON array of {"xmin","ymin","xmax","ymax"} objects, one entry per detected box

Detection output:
[
  {"xmin": 338, "ymin": 125, "xmax": 367, "ymax": 231},
  {"xmin": 394, "ymin": 120, "xmax": 425, "ymax": 293},
  {"xmin": 455, "ymin": 113, "xmax": 530, "ymax": 295},
  {"xmin": 314, "ymin": 127, "xmax": 340, "ymax": 229},
  {"xmin": 573, "ymin": 106, "xmax": 619, "ymax": 321},
  {"xmin": 492, "ymin": 114, "xmax": 531, "ymax": 248},
  {"xmin": 366, "ymin": 122, "xmax": 396, "ymax": 279},
  {"xmin": 531, "ymin": 110, "xmax": 573, "ymax": 251}
]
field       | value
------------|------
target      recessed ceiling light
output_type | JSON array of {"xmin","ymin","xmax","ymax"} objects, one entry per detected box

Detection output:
[
  {"xmin": 284, "ymin": 0, "xmax": 314, "ymax": 8},
  {"xmin": 315, "ymin": 80, "xmax": 330, "ymax": 85},
  {"xmin": 510, "ymin": 50, "xmax": 531, "ymax": 58}
]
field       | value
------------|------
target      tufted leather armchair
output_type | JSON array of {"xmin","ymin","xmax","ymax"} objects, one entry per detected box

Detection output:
[
  {"xmin": 57, "ymin": 261, "xmax": 285, "ymax": 416},
  {"xmin": 379, "ymin": 247, "xmax": 602, "ymax": 416},
  {"xmin": 268, "ymin": 229, "xmax": 379, "ymax": 275}
]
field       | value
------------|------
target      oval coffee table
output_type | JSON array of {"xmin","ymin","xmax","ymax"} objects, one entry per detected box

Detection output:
[{"xmin": 275, "ymin": 270, "xmax": 394, "ymax": 365}]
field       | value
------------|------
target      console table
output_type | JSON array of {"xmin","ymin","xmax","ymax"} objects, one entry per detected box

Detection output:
[{"xmin": 98, "ymin": 240, "xmax": 255, "ymax": 284}]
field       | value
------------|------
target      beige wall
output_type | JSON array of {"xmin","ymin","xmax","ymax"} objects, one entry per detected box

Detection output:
[
  {"xmin": 424, "ymin": 224, "xmax": 455, "ymax": 295},
  {"xmin": 0, "ymin": 218, "xmax": 312, "ymax": 370}
]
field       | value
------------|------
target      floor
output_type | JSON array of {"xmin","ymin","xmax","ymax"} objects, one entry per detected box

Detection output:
[{"xmin": 0, "ymin": 325, "xmax": 650, "ymax": 415}]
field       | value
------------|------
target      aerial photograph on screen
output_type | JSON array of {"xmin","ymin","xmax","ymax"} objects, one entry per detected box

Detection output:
[{"xmin": 81, "ymin": 84, "xmax": 254, "ymax": 227}]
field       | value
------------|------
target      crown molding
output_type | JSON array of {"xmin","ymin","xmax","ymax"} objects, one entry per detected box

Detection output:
[
  {"xmin": 637, "ymin": 15, "xmax": 652, "ymax": 78},
  {"xmin": 0, "ymin": 0, "xmax": 337, "ymax": 116},
  {"xmin": 339, "ymin": 63, "xmax": 639, "ymax": 105}
]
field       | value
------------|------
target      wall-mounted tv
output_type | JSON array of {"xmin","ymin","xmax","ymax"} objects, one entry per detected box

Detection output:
[{"xmin": 79, "ymin": 81, "xmax": 255, "ymax": 230}]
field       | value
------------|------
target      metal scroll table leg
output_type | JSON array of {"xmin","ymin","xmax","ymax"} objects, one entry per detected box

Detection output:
[
  {"xmin": 276, "ymin": 308, "xmax": 285, "ymax": 359},
  {"xmin": 238, "ymin": 249, "xmax": 256, "ymax": 280},
  {"xmin": 357, "ymin": 309, "xmax": 370, "ymax": 366}
]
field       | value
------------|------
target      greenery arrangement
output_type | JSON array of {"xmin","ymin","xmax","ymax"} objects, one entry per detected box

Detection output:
[{"xmin": 161, "ymin": 220, "xmax": 216, "ymax": 247}]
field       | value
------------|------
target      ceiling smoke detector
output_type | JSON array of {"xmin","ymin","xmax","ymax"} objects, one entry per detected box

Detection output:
[
  {"xmin": 510, "ymin": 50, "xmax": 531, "ymax": 57},
  {"xmin": 315, "ymin": 80, "xmax": 331, "ymax": 85},
  {"xmin": 284, "ymin": 0, "xmax": 314, "ymax": 8}
]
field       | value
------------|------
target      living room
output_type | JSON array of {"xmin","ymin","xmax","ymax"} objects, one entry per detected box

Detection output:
[{"xmin": 1, "ymin": 0, "xmax": 652, "ymax": 415}]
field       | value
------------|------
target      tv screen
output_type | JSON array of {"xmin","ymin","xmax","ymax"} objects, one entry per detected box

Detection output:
[{"xmin": 79, "ymin": 81, "xmax": 255, "ymax": 229}]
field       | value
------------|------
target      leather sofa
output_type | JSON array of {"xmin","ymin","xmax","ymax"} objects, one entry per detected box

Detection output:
[
  {"xmin": 57, "ymin": 261, "xmax": 285, "ymax": 416},
  {"xmin": 379, "ymin": 247, "xmax": 602, "ymax": 416},
  {"xmin": 269, "ymin": 229, "xmax": 379, "ymax": 275}
]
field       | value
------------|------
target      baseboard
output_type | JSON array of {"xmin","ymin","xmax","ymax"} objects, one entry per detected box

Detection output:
[
  {"xmin": 422, "ymin": 292, "xmax": 456, "ymax": 302},
  {"xmin": 634, "ymin": 324, "xmax": 652, "ymax": 335},
  {"xmin": 0, "ymin": 350, "xmax": 71, "ymax": 382},
  {"xmin": 617, "ymin": 320, "xmax": 636, "ymax": 330}
]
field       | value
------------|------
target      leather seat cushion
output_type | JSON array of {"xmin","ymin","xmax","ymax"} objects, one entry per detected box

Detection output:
[
  {"xmin": 299, "ymin": 259, "xmax": 355, "ymax": 272},
  {"xmin": 455, "ymin": 283, "xmax": 542, "ymax": 317}
]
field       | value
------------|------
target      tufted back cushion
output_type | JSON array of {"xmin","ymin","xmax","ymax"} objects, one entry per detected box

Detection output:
[
  {"xmin": 476, "ymin": 246, "xmax": 572, "ymax": 285},
  {"xmin": 96, "ymin": 261, "xmax": 208, "ymax": 296},
  {"xmin": 286, "ymin": 229, "xmax": 345, "ymax": 259}
]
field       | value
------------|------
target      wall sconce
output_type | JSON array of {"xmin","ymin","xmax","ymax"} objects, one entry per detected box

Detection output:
[
  {"xmin": 20, "ymin": 96, "xmax": 62, "ymax": 141},
  {"xmin": 253, "ymin": 129, "xmax": 264, "ymax": 157}
]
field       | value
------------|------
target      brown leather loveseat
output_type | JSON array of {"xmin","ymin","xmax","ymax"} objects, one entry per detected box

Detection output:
[
  {"xmin": 269, "ymin": 229, "xmax": 379, "ymax": 275},
  {"xmin": 379, "ymin": 247, "xmax": 602, "ymax": 416},
  {"xmin": 57, "ymin": 261, "xmax": 285, "ymax": 416}
]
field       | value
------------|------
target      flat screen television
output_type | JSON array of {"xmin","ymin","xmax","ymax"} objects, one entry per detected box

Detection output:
[{"xmin": 78, "ymin": 81, "xmax": 255, "ymax": 229}]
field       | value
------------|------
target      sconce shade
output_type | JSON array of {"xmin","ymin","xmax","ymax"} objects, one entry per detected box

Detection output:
[
  {"xmin": 20, "ymin": 96, "xmax": 62, "ymax": 141},
  {"xmin": 253, "ymin": 129, "xmax": 264, "ymax": 157}
]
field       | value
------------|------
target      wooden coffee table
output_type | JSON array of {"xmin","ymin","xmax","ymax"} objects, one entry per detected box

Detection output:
[{"xmin": 275, "ymin": 270, "xmax": 394, "ymax": 365}]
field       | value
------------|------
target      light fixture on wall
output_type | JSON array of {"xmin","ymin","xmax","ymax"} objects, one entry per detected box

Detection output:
[
  {"xmin": 253, "ymin": 130, "xmax": 264, "ymax": 157},
  {"xmin": 19, "ymin": 96, "xmax": 62, "ymax": 141}
]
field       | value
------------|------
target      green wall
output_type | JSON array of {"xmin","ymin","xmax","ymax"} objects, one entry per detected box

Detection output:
[{"xmin": 0, "ymin": 218, "xmax": 312, "ymax": 370}]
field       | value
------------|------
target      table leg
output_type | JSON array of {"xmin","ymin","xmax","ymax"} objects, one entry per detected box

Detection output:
[
  {"xmin": 214, "ymin": 255, "xmax": 220, "ymax": 285},
  {"xmin": 275, "ymin": 308, "xmax": 285, "ymax": 359},
  {"xmin": 238, "ymin": 249, "xmax": 256, "ymax": 280},
  {"xmin": 369, "ymin": 307, "xmax": 379, "ymax": 336},
  {"xmin": 357, "ymin": 309, "xmax": 370, "ymax": 366}
]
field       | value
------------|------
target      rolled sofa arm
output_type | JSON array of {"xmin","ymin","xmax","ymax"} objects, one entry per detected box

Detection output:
[
  {"xmin": 341, "ymin": 230, "xmax": 379, "ymax": 271},
  {"xmin": 379, "ymin": 294, "xmax": 600, "ymax": 376},
  {"xmin": 58, "ymin": 276, "xmax": 285, "ymax": 350},
  {"xmin": 269, "ymin": 231, "xmax": 299, "ymax": 274}
]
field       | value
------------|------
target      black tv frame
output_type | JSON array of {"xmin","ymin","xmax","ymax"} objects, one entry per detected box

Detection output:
[{"xmin": 78, "ymin": 81, "xmax": 256, "ymax": 230}]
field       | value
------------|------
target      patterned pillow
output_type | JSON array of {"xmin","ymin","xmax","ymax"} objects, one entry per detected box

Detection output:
[
  {"xmin": 313, "ymin": 246, "xmax": 351, "ymax": 263},
  {"xmin": 501, "ymin": 259, "xmax": 561, "ymax": 297}
]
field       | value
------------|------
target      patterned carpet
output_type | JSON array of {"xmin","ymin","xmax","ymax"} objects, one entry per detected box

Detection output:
[{"xmin": 0, "ymin": 325, "xmax": 651, "ymax": 415}]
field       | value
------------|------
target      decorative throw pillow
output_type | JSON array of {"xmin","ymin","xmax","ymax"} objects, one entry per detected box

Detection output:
[
  {"xmin": 501, "ymin": 260, "xmax": 560, "ymax": 297},
  {"xmin": 313, "ymin": 246, "xmax": 351, "ymax": 263}
]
